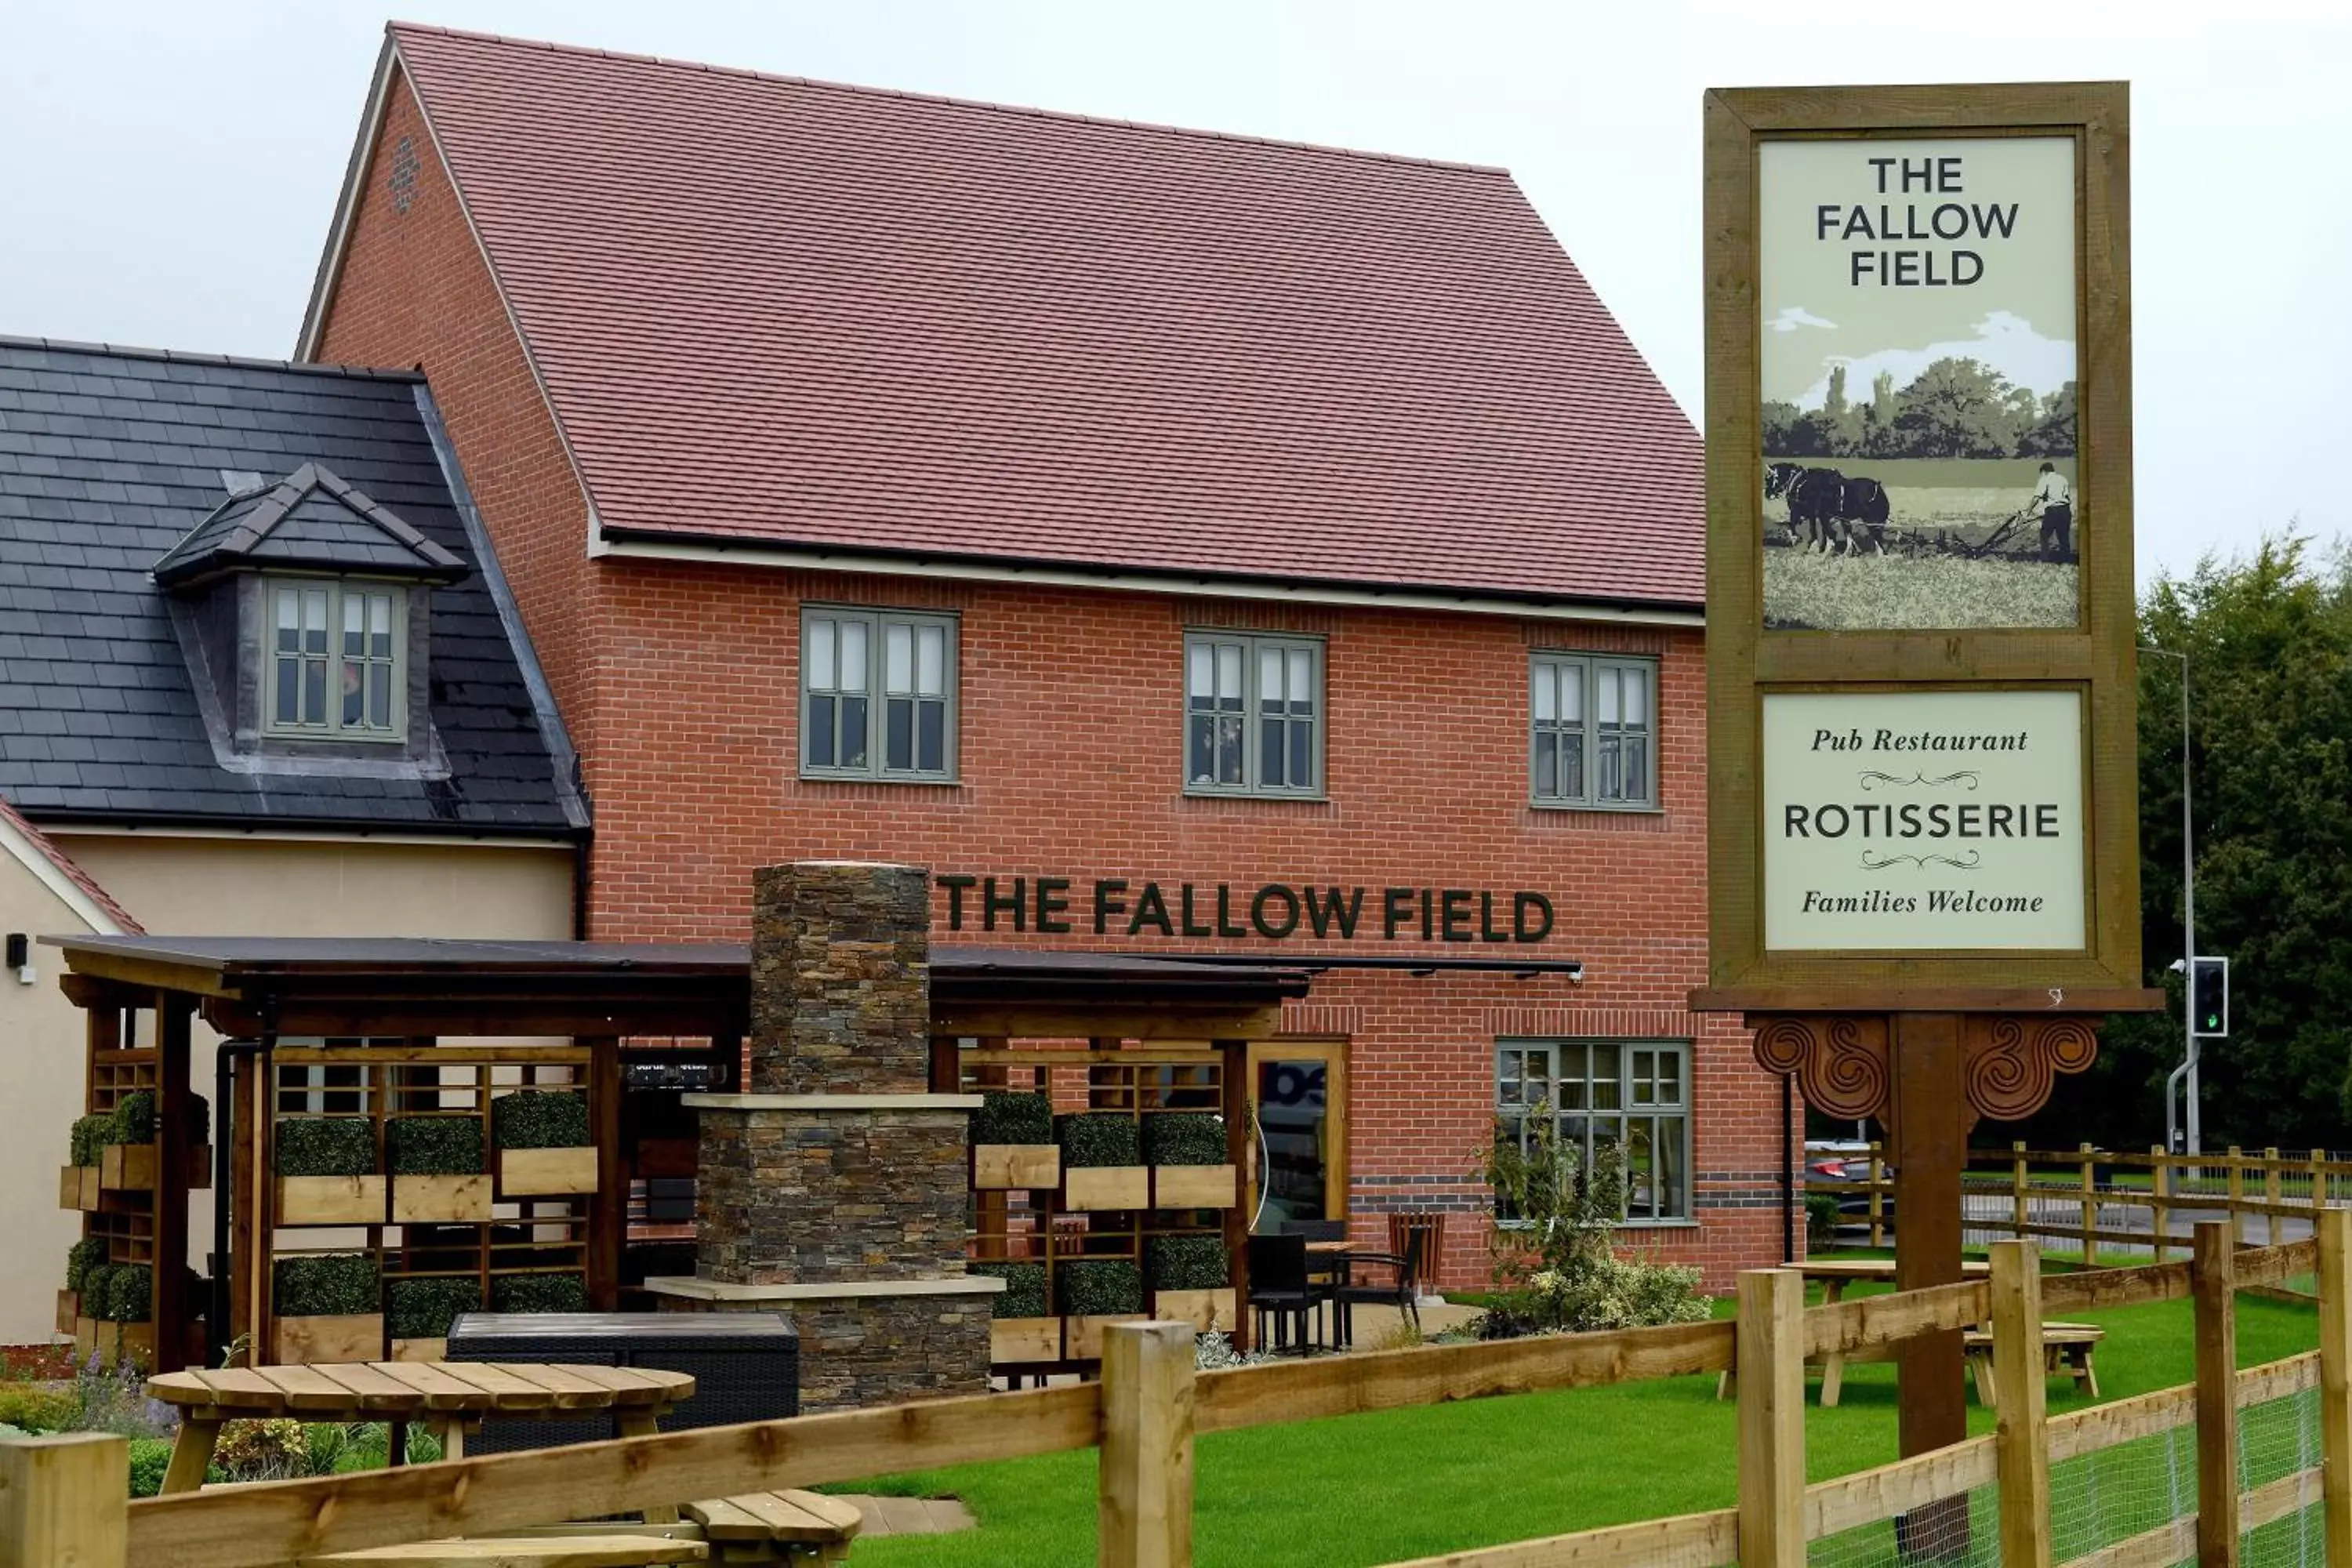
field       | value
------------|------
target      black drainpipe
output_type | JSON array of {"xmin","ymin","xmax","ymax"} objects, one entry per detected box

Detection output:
[
  {"xmin": 209, "ymin": 994, "xmax": 275, "ymax": 1368},
  {"xmin": 1781, "ymin": 1073, "xmax": 1797, "ymax": 1262}
]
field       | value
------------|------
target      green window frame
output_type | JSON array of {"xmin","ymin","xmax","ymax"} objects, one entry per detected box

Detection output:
[
  {"xmin": 1530, "ymin": 652, "xmax": 1657, "ymax": 809},
  {"xmin": 800, "ymin": 607, "xmax": 959, "ymax": 782},
  {"xmin": 263, "ymin": 577, "xmax": 405, "ymax": 742},
  {"xmin": 1495, "ymin": 1039, "xmax": 1691, "ymax": 1223},
  {"xmin": 1184, "ymin": 631, "xmax": 1323, "ymax": 797}
]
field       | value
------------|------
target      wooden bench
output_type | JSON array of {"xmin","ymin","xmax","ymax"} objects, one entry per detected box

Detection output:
[
  {"xmin": 441, "ymin": 1494, "xmax": 862, "ymax": 1566},
  {"xmin": 1963, "ymin": 1321, "xmax": 2103, "ymax": 1407},
  {"xmin": 306, "ymin": 1537, "xmax": 707, "ymax": 1566}
]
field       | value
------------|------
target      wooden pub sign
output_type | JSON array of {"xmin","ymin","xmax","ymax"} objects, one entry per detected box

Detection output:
[{"xmin": 1697, "ymin": 82, "xmax": 2159, "ymax": 1462}]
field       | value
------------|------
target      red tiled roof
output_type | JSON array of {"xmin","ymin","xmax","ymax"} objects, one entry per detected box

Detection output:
[
  {"xmin": 0, "ymin": 800, "xmax": 141, "ymax": 933},
  {"xmin": 383, "ymin": 24, "xmax": 1702, "ymax": 607}
]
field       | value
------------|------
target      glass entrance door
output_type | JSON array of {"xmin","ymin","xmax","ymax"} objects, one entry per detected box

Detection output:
[{"xmin": 1247, "ymin": 1040, "xmax": 1346, "ymax": 1231}]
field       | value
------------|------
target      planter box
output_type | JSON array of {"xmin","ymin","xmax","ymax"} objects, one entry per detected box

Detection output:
[
  {"xmin": 392, "ymin": 1174, "xmax": 492, "ymax": 1223},
  {"xmin": 1067, "ymin": 1313, "xmax": 1148, "ymax": 1361},
  {"xmin": 73, "ymin": 1317, "xmax": 96, "ymax": 1359},
  {"xmin": 988, "ymin": 1318, "xmax": 1062, "ymax": 1365},
  {"xmin": 974, "ymin": 1145, "xmax": 1061, "ymax": 1190},
  {"xmin": 273, "ymin": 1313, "xmax": 384, "ymax": 1365},
  {"xmin": 96, "ymin": 1321, "xmax": 156, "ymax": 1370},
  {"xmin": 1152, "ymin": 1163, "xmax": 1240, "ymax": 1209},
  {"xmin": 1062, "ymin": 1166, "xmax": 1149, "ymax": 1211},
  {"xmin": 1150, "ymin": 1287, "xmax": 1238, "ymax": 1334},
  {"xmin": 98, "ymin": 1143, "xmax": 212, "ymax": 1192},
  {"xmin": 58, "ymin": 1166, "xmax": 98, "ymax": 1211},
  {"xmin": 391, "ymin": 1337, "xmax": 448, "ymax": 1363},
  {"xmin": 54, "ymin": 1290, "xmax": 78, "ymax": 1337},
  {"xmin": 277, "ymin": 1174, "xmax": 387, "ymax": 1225},
  {"xmin": 499, "ymin": 1146, "xmax": 599, "ymax": 1196}
]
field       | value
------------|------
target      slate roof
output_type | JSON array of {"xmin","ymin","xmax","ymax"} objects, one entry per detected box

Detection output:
[
  {"xmin": 321, "ymin": 25, "xmax": 1703, "ymax": 610},
  {"xmin": 152, "ymin": 463, "xmax": 468, "ymax": 587},
  {"xmin": 0, "ymin": 337, "xmax": 584, "ymax": 834}
]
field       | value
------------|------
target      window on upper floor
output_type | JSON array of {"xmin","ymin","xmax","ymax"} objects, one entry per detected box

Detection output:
[
  {"xmin": 263, "ymin": 577, "xmax": 407, "ymax": 742},
  {"xmin": 1530, "ymin": 652, "xmax": 1657, "ymax": 810},
  {"xmin": 1184, "ymin": 631, "xmax": 1323, "ymax": 798},
  {"xmin": 801, "ymin": 607, "xmax": 959, "ymax": 782},
  {"xmin": 1495, "ymin": 1039, "xmax": 1690, "ymax": 1224}
]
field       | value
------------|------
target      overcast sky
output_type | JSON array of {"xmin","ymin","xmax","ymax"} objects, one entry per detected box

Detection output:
[{"xmin": 4, "ymin": 1, "xmax": 2343, "ymax": 583}]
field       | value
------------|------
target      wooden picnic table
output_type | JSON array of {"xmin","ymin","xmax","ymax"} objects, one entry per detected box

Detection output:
[
  {"xmin": 146, "ymin": 1360, "xmax": 696, "ymax": 1499},
  {"xmin": 1717, "ymin": 1259, "xmax": 1993, "ymax": 1406}
]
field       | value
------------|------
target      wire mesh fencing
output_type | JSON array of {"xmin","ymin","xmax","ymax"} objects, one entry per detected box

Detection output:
[
  {"xmin": 1807, "ymin": 1483, "xmax": 2001, "ymax": 1568},
  {"xmin": 2238, "ymin": 1362, "xmax": 2325, "ymax": 1567}
]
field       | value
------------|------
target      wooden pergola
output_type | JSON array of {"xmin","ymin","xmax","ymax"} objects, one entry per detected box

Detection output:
[{"xmin": 45, "ymin": 935, "xmax": 1305, "ymax": 1373}]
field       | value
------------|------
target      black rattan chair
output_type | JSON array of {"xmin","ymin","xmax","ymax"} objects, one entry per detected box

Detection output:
[
  {"xmin": 1246, "ymin": 1232, "xmax": 1317, "ymax": 1353},
  {"xmin": 1331, "ymin": 1227, "xmax": 1427, "ymax": 1347}
]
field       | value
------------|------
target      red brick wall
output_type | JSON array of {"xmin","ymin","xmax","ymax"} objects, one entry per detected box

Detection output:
[{"xmin": 314, "ymin": 84, "xmax": 1789, "ymax": 1294}]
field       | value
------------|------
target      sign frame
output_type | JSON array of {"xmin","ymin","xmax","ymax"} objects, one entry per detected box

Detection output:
[{"xmin": 1700, "ymin": 82, "xmax": 2147, "ymax": 1007}]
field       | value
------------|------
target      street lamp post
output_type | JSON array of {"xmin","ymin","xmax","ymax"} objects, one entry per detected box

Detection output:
[{"xmin": 2143, "ymin": 644, "xmax": 2198, "ymax": 1156}]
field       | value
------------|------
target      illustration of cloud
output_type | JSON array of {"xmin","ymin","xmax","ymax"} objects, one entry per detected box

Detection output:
[
  {"xmin": 1767, "ymin": 305, "xmax": 1839, "ymax": 333},
  {"xmin": 1792, "ymin": 311, "xmax": 2076, "ymax": 408}
]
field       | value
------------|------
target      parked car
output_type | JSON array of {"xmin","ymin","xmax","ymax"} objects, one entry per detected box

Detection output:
[{"xmin": 1804, "ymin": 1140, "xmax": 1893, "ymax": 1229}]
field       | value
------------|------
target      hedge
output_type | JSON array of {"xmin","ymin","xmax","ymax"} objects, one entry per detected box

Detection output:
[
  {"xmin": 1055, "ymin": 1258, "xmax": 1143, "ymax": 1317},
  {"xmin": 1145, "ymin": 1234, "xmax": 1229, "ymax": 1292},
  {"xmin": 109, "ymin": 1091, "xmax": 156, "ymax": 1147},
  {"xmin": 492, "ymin": 1272, "xmax": 589, "ymax": 1314},
  {"xmin": 0, "ymin": 1385, "xmax": 78, "ymax": 1435},
  {"xmin": 103, "ymin": 1265, "xmax": 151, "ymax": 1323},
  {"xmin": 970, "ymin": 1261, "xmax": 1047, "ymax": 1319},
  {"xmin": 387, "ymin": 1276, "xmax": 482, "ymax": 1340},
  {"xmin": 972, "ymin": 1091, "xmax": 1052, "ymax": 1147},
  {"xmin": 274, "ymin": 1118, "xmax": 377, "ymax": 1178},
  {"xmin": 78, "ymin": 1263, "xmax": 117, "ymax": 1320},
  {"xmin": 387, "ymin": 1117, "xmax": 483, "ymax": 1176},
  {"xmin": 493, "ymin": 1091, "xmax": 590, "ymax": 1150},
  {"xmin": 274, "ymin": 1254, "xmax": 379, "ymax": 1318},
  {"xmin": 67, "ymin": 1114, "xmax": 111, "ymax": 1167},
  {"xmin": 1055, "ymin": 1113, "xmax": 1140, "ymax": 1170},
  {"xmin": 1142, "ymin": 1113, "xmax": 1227, "ymax": 1167},
  {"xmin": 66, "ymin": 1236, "xmax": 109, "ymax": 1294}
]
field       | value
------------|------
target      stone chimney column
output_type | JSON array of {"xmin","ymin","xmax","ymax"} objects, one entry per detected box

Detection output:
[{"xmin": 644, "ymin": 861, "xmax": 996, "ymax": 1410}]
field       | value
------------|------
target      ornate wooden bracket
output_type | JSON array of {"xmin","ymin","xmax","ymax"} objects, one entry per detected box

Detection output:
[{"xmin": 1751, "ymin": 1012, "xmax": 2100, "ymax": 1128}]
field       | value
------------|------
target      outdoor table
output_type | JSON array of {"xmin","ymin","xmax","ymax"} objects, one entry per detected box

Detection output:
[
  {"xmin": 145, "ymin": 1360, "xmax": 696, "ymax": 1497},
  {"xmin": 1716, "ymin": 1259, "xmax": 1992, "ymax": 1406}
]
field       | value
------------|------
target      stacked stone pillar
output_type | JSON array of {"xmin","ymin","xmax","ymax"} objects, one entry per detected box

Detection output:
[{"xmin": 645, "ymin": 861, "xmax": 996, "ymax": 1410}]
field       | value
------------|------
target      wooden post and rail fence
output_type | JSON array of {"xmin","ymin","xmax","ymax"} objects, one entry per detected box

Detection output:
[
  {"xmin": 1815, "ymin": 1142, "xmax": 2352, "ymax": 1267},
  {"xmin": 7, "ymin": 1214, "xmax": 2352, "ymax": 1566}
]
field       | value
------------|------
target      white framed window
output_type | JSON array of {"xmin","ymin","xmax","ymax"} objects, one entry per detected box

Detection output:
[
  {"xmin": 1496, "ymin": 1039, "xmax": 1690, "ymax": 1222},
  {"xmin": 1530, "ymin": 652, "xmax": 1657, "ymax": 809},
  {"xmin": 1185, "ymin": 632, "xmax": 1323, "ymax": 797},
  {"xmin": 264, "ymin": 578, "xmax": 405, "ymax": 741},
  {"xmin": 801, "ymin": 607, "xmax": 958, "ymax": 781}
]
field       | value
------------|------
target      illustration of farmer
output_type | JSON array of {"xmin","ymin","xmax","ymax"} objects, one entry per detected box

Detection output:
[{"xmin": 2026, "ymin": 462, "xmax": 2074, "ymax": 563}]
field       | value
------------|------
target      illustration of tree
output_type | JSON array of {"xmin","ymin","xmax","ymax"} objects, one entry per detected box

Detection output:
[
  {"xmin": 1889, "ymin": 357, "xmax": 2017, "ymax": 458},
  {"xmin": 1760, "ymin": 399, "xmax": 1829, "ymax": 457},
  {"xmin": 1863, "ymin": 372, "xmax": 1900, "ymax": 456},
  {"xmin": 2018, "ymin": 380, "xmax": 2078, "ymax": 456}
]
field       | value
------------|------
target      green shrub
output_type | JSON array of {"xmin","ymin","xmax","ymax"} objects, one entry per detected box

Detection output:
[
  {"xmin": 109, "ymin": 1091, "xmax": 156, "ymax": 1146},
  {"xmin": 491, "ymin": 1272, "xmax": 589, "ymax": 1313},
  {"xmin": 274, "ymin": 1118, "xmax": 377, "ymax": 1178},
  {"xmin": 103, "ymin": 1265, "xmax": 151, "ymax": 1323},
  {"xmin": 387, "ymin": 1276, "xmax": 481, "ymax": 1340},
  {"xmin": 79, "ymin": 1263, "xmax": 117, "ymax": 1318},
  {"xmin": 274, "ymin": 1254, "xmax": 379, "ymax": 1318},
  {"xmin": 67, "ymin": 1236, "xmax": 109, "ymax": 1294},
  {"xmin": 1055, "ymin": 1113, "xmax": 1140, "ymax": 1170},
  {"xmin": 0, "ymin": 1385, "xmax": 78, "ymax": 1434},
  {"xmin": 1806, "ymin": 1192, "xmax": 1843, "ymax": 1248},
  {"xmin": 492, "ymin": 1090, "xmax": 590, "ymax": 1149},
  {"xmin": 972, "ymin": 1091, "xmax": 1052, "ymax": 1146},
  {"xmin": 1144, "ymin": 1234, "xmax": 1229, "ymax": 1292},
  {"xmin": 387, "ymin": 1117, "xmax": 483, "ymax": 1176},
  {"xmin": 128, "ymin": 1437, "xmax": 173, "ymax": 1498},
  {"xmin": 971, "ymin": 1261, "xmax": 1047, "ymax": 1319},
  {"xmin": 68, "ymin": 1114, "xmax": 111, "ymax": 1167},
  {"xmin": 1055, "ymin": 1258, "xmax": 1143, "ymax": 1317},
  {"xmin": 214, "ymin": 1417, "xmax": 310, "ymax": 1480},
  {"xmin": 1142, "ymin": 1113, "xmax": 1226, "ymax": 1167}
]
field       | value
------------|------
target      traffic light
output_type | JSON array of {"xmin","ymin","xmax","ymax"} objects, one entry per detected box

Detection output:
[{"xmin": 2190, "ymin": 956, "xmax": 2228, "ymax": 1038}]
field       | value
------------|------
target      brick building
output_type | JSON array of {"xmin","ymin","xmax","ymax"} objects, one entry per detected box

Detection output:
[{"xmin": 297, "ymin": 24, "xmax": 1783, "ymax": 1289}]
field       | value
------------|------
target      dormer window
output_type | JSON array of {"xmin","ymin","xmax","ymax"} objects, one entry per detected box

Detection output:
[
  {"xmin": 154, "ymin": 463, "xmax": 465, "ymax": 770},
  {"xmin": 265, "ymin": 578, "xmax": 407, "ymax": 740}
]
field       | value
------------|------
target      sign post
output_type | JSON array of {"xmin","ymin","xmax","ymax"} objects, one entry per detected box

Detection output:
[{"xmin": 1697, "ymin": 82, "xmax": 2161, "ymax": 1523}]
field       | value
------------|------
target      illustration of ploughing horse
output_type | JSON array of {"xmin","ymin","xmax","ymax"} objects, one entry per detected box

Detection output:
[{"xmin": 1765, "ymin": 462, "xmax": 1890, "ymax": 555}]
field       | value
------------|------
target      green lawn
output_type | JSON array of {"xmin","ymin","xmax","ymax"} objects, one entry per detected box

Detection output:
[{"xmin": 837, "ymin": 1287, "xmax": 2318, "ymax": 1566}]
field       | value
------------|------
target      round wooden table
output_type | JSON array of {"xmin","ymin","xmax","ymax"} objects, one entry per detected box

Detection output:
[{"xmin": 146, "ymin": 1360, "xmax": 696, "ymax": 1497}]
